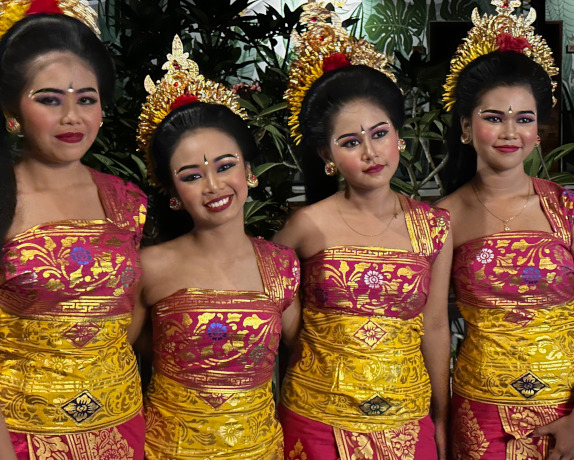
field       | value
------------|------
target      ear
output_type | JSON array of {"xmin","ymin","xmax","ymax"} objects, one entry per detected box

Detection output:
[
  {"xmin": 460, "ymin": 116, "xmax": 472, "ymax": 134},
  {"xmin": 318, "ymin": 146, "xmax": 332, "ymax": 164}
]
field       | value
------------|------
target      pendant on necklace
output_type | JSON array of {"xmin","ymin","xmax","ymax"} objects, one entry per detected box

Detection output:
[{"xmin": 504, "ymin": 224, "xmax": 510, "ymax": 231}]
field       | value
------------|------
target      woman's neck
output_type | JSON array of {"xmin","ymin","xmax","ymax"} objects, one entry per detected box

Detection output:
[
  {"xmin": 189, "ymin": 218, "xmax": 252, "ymax": 258},
  {"xmin": 15, "ymin": 157, "xmax": 89, "ymax": 193},
  {"xmin": 342, "ymin": 185, "xmax": 396, "ymax": 215},
  {"xmin": 473, "ymin": 167, "xmax": 531, "ymax": 199}
]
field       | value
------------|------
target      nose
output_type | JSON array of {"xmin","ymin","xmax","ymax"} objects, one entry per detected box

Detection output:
[
  {"xmin": 204, "ymin": 169, "xmax": 223, "ymax": 192},
  {"xmin": 61, "ymin": 98, "xmax": 80, "ymax": 125},
  {"xmin": 362, "ymin": 137, "xmax": 377, "ymax": 161},
  {"xmin": 502, "ymin": 120, "xmax": 518, "ymax": 139}
]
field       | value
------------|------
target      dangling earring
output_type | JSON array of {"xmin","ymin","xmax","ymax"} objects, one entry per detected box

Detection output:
[
  {"xmin": 6, "ymin": 118, "xmax": 21, "ymax": 135},
  {"xmin": 169, "ymin": 197, "xmax": 182, "ymax": 211},
  {"xmin": 398, "ymin": 138, "xmax": 406, "ymax": 153},
  {"xmin": 324, "ymin": 161, "xmax": 337, "ymax": 176},
  {"xmin": 534, "ymin": 135, "xmax": 541, "ymax": 148},
  {"xmin": 246, "ymin": 172, "xmax": 259, "ymax": 188},
  {"xmin": 460, "ymin": 131, "xmax": 472, "ymax": 145},
  {"xmin": 99, "ymin": 121, "xmax": 104, "ymax": 128}
]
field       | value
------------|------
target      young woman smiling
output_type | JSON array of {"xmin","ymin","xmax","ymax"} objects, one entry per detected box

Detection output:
[
  {"xmin": 439, "ymin": 3, "xmax": 574, "ymax": 458},
  {"xmin": 131, "ymin": 39, "xmax": 301, "ymax": 459},
  {"xmin": 0, "ymin": 4, "xmax": 147, "ymax": 459}
]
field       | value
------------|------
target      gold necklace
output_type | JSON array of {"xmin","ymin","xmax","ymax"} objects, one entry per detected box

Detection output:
[
  {"xmin": 337, "ymin": 193, "xmax": 399, "ymax": 237},
  {"xmin": 471, "ymin": 180, "xmax": 531, "ymax": 231}
]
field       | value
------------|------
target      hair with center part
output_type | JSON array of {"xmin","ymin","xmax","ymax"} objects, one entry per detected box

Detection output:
[
  {"xmin": 148, "ymin": 102, "xmax": 258, "ymax": 240},
  {"xmin": 298, "ymin": 65, "xmax": 404, "ymax": 204},
  {"xmin": 0, "ymin": 13, "xmax": 115, "ymax": 245},
  {"xmin": 443, "ymin": 51, "xmax": 553, "ymax": 194}
]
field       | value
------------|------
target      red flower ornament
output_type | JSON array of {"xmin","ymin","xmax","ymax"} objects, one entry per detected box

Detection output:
[
  {"xmin": 170, "ymin": 94, "xmax": 199, "ymax": 111},
  {"xmin": 496, "ymin": 32, "xmax": 531, "ymax": 53},
  {"xmin": 27, "ymin": 0, "xmax": 63, "ymax": 15},
  {"xmin": 322, "ymin": 52, "xmax": 351, "ymax": 73}
]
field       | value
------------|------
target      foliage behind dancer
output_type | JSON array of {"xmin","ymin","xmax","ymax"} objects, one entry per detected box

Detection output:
[
  {"xmin": 439, "ymin": 1, "xmax": 574, "ymax": 458},
  {"xmin": 275, "ymin": 3, "xmax": 453, "ymax": 459},
  {"xmin": 0, "ymin": 1, "xmax": 147, "ymax": 459},
  {"xmin": 131, "ymin": 36, "xmax": 301, "ymax": 459}
]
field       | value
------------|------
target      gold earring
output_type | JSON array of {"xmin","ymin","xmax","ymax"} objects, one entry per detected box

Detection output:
[
  {"xmin": 398, "ymin": 138, "xmax": 406, "ymax": 153},
  {"xmin": 246, "ymin": 172, "xmax": 259, "ymax": 188},
  {"xmin": 6, "ymin": 118, "xmax": 20, "ymax": 135},
  {"xmin": 99, "ymin": 121, "xmax": 103, "ymax": 128},
  {"xmin": 534, "ymin": 135, "xmax": 541, "ymax": 148},
  {"xmin": 460, "ymin": 131, "xmax": 472, "ymax": 145},
  {"xmin": 324, "ymin": 161, "xmax": 337, "ymax": 176},
  {"xmin": 169, "ymin": 197, "xmax": 182, "ymax": 210}
]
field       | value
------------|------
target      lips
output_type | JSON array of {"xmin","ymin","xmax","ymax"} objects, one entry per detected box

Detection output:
[
  {"xmin": 364, "ymin": 164, "xmax": 385, "ymax": 174},
  {"xmin": 495, "ymin": 145, "xmax": 520, "ymax": 153},
  {"xmin": 56, "ymin": 132, "xmax": 84, "ymax": 143},
  {"xmin": 205, "ymin": 195, "xmax": 233, "ymax": 212}
]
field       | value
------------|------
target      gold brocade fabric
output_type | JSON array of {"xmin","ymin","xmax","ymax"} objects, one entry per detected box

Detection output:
[
  {"xmin": 0, "ymin": 170, "xmax": 146, "ymax": 435},
  {"xmin": 452, "ymin": 178, "xmax": 574, "ymax": 406},
  {"xmin": 145, "ymin": 374, "xmax": 282, "ymax": 459},
  {"xmin": 281, "ymin": 197, "xmax": 450, "ymax": 432},
  {"xmin": 144, "ymin": 238, "xmax": 299, "ymax": 459}
]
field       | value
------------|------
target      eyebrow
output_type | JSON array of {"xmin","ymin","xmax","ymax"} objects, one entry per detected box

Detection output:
[
  {"xmin": 175, "ymin": 153, "xmax": 239, "ymax": 174},
  {"xmin": 481, "ymin": 109, "xmax": 536, "ymax": 116},
  {"xmin": 31, "ymin": 87, "xmax": 99, "ymax": 96},
  {"xmin": 335, "ymin": 121, "xmax": 390, "ymax": 142}
]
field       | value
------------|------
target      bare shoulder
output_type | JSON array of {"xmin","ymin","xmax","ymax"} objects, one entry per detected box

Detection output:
[
  {"xmin": 274, "ymin": 197, "xmax": 335, "ymax": 256},
  {"xmin": 436, "ymin": 185, "xmax": 471, "ymax": 217},
  {"xmin": 140, "ymin": 238, "xmax": 184, "ymax": 282}
]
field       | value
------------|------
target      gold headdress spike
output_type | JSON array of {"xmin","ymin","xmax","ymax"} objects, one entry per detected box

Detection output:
[
  {"xmin": 442, "ymin": 0, "xmax": 558, "ymax": 112},
  {"xmin": 0, "ymin": 0, "xmax": 100, "ymax": 39},
  {"xmin": 285, "ymin": 0, "xmax": 396, "ymax": 145},
  {"xmin": 137, "ymin": 34, "xmax": 247, "ymax": 188}
]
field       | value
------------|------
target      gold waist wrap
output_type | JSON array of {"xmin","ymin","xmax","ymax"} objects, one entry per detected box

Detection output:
[
  {"xmin": 281, "ymin": 309, "xmax": 430, "ymax": 432},
  {"xmin": 454, "ymin": 300, "xmax": 574, "ymax": 405},
  {"xmin": 0, "ymin": 312, "xmax": 142, "ymax": 434},
  {"xmin": 144, "ymin": 372, "xmax": 282, "ymax": 459}
]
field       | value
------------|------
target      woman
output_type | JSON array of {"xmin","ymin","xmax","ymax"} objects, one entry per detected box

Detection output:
[
  {"xmin": 0, "ymin": 5, "xmax": 146, "ymax": 460},
  {"xmin": 131, "ymin": 37, "xmax": 301, "ymax": 459},
  {"xmin": 275, "ymin": 5, "xmax": 452, "ymax": 459},
  {"xmin": 439, "ymin": 3, "xmax": 574, "ymax": 459}
]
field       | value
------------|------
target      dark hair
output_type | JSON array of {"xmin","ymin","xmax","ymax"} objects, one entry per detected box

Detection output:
[
  {"xmin": 443, "ymin": 51, "xmax": 553, "ymax": 193},
  {"xmin": 148, "ymin": 102, "xmax": 258, "ymax": 240},
  {"xmin": 298, "ymin": 65, "xmax": 405, "ymax": 203},
  {"xmin": 0, "ymin": 14, "xmax": 115, "ymax": 243}
]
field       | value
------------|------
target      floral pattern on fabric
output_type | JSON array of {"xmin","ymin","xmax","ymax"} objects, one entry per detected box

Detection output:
[
  {"xmin": 0, "ymin": 169, "xmax": 146, "ymax": 440},
  {"xmin": 144, "ymin": 238, "xmax": 299, "ymax": 459},
  {"xmin": 452, "ymin": 179, "xmax": 574, "ymax": 406},
  {"xmin": 282, "ymin": 197, "xmax": 450, "ymax": 432}
]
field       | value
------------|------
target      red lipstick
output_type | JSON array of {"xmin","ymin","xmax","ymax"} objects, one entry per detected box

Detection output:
[
  {"xmin": 495, "ymin": 145, "xmax": 519, "ymax": 153},
  {"xmin": 364, "ymin": 164, "xmax": 385, "ymax": 174},
  {"xmin": 205, "ymin": 195, "xmax": 233, "ymax": 212},
  {"xmin": 56, "ymin": 132, "xmax": 84, "ymax": 143}
]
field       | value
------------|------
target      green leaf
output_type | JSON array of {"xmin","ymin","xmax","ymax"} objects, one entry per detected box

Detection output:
[{"xmin": 252, "ymin": 162, "xmax": 282, "ymax": 177}]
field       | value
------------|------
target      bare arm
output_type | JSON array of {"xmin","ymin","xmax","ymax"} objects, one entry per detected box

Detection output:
[
  {"xmin": 0, "ymin": 412, "xmax": 16, "ymax": 460},
  {"xmin": 281, "ymin": 294, "xmax": 302, "ymax": 349},
  {"xmin": 421, "ymin": 231, "xmax": 453, "ymax": 460}
]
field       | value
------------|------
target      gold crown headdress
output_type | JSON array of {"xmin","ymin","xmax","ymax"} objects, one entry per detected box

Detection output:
[
  {"xmin": 285, "ymin": 0, "xmax": 396, "ymax": 145},
  {"xmin": 137, "ymin": 35, "xmax": 247, "ymax": 188},
  {"xmin": 0, "ymin": 0, "xmax": 100, "ymax": 39},
  {"xmin": 442, "ymin": 0, "xmax": 558, "ymax": 112}
]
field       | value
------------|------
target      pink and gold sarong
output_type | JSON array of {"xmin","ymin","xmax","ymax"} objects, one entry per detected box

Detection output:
[
  {"xmin": 0, "ymin": 169, "xmax": 147, "ymax": 459},
  {"xmin": 144, "ymin": 238, "xmax": 299, "ymax": 459},
  {"xmin": 281, "ymin": 196, "xmax": 449, "ymax": 459},
  {"xmin": 451, "ymin": 178, "xmax": 574, "ymax": 459}
]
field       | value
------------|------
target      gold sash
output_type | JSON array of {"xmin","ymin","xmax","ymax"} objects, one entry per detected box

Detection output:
[
  {"xmin": 145, "ymin": 373, "xmax": 282, "ymax": 459},
  {"xmin": 281, "ymin": 309, "xmax": 430, "ymax": 432},
  {"xmin": 454, "ymin": 299, "xmax": 574, "ymax": 405},
  {"xmin": 0, "ymin": 310, "xmax": 142, "ymax": 434}
]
